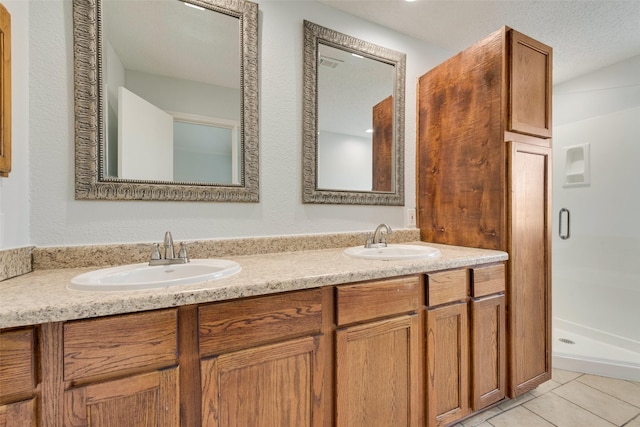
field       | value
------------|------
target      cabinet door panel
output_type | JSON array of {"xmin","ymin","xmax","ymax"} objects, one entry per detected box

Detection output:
[
  {"xmin": 64, "ymin": 368, "xmax": 179, "ymax": 427},
  {"xmin": 336, "ymin": 315, "xmax": 421, "ymax": 427},
  {"xmin": 508, "ymin": 142, "xmax": 552, "ymax": 395},
  {"xmin": 0, "ymin": 399, "xmax": 36, "ymax": 427},
  {"xmin": 470, "ymin": 294, "xmax": 506, "ymax": 410},
  {"xmin": 426, "ymin": 303, "xmax": 469, "ymax": 427},
  {"xmin": 509, "ymin": 31, "xmax": 552, "ymax": 138},
  {"xmin": 201, "ymin": 336, "xmax": 323, "ymax": 427}
]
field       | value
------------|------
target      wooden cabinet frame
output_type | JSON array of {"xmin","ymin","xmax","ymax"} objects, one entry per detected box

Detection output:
[{"xmin": 0, "ymin": 3, "xmax": 10, "ymax": 177}]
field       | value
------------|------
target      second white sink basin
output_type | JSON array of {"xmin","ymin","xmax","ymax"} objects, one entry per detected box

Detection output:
[
  {"xmin": 69, "ymin": 259, "xmax": 241, "ymax": 291},
  {"xmin": 344, "ymin": 244, "xmax": 441, "ymax": 261}
]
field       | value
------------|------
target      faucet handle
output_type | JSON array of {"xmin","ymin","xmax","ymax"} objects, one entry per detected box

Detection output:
[
  {"xmin": 364, "ymin": 233, "xmax": 373, "ymax": 248},
  {"xmin": 178, "ymin": 242, "xmax": 189, "ymax": 262},
  {"xmin": 150, "ymin": 243, "xmax": 162, "ymax": 260}
]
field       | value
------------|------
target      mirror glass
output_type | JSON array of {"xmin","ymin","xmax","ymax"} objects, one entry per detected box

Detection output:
[
  {"xmin": 73, "ymin": 0, "xmax": 259, "ymax": 202},
  {"xmin": 303, "ymin": 21, "xmax": 406, "ymax": 205}
]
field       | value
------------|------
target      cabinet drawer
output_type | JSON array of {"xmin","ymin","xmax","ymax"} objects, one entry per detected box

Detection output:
[
  {"xmin": 0, "ymin": 328, "xmax": 36, "ymax": 402},
  {"xmin": 472, "ymin": 264, "xmax": 506, "ymax": 297},
  {"xmin": 63, "ymin": 309, "xmax": 178, "ymax": 383},
  {"xmin": 336, "ymin": 276, "xmax": 422, "ymax": 326},
  {"xmin": 427, "ymin": 269, "xmax": 469, "ymax": 306},
  {"xmin": 199, "ymin": 288, "xmax": 323, "ymax": 357}
]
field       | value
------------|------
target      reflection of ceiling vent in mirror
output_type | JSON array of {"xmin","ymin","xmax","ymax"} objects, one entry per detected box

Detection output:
[{"xmin": 319, "ymin": 56, "xmax": 343, "ymax": 68}]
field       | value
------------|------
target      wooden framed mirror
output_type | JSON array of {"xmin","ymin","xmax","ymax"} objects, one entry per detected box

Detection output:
[
  {"xmin": 302, "ymin": 20, "xmax": 406, "ymax": 205},
  {"xmin": 73, "ymin": 0, "xmax": 259, "ymax": 201}
]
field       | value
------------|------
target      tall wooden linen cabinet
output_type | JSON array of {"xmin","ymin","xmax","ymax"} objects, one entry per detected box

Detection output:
[{"xmin": 417, "ymin": 27, "xmax": 552, "ymax": 398}]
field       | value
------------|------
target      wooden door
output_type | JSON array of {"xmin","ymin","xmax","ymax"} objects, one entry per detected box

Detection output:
[
  {"xmin": 470, "ymin": 294, "xmax": 506, "ymax": 410},
  {"xmin": 335, "ymin": 315, "xmax": 421, "ymax": 427},
  {"xmin": 64, "ymin": 368, "xmax": 179, "ymax": 426},
  {"xmin": 508, "ymin": 141, "xmax": 552, "ymax": 396},
  {"xmin": 509, "ymin": 30, "xmax": 552, "ymax": 138},
  {"xmin": 372, "ymin": 95, "xmax": 393, "ymax": 191},
  {"xmin": 201, "ymin": 336, "xmax": 323, "ymax": 427},
  {"xmin": 425, "ymin": 302, "xmax": 469, "ymax": 427}
]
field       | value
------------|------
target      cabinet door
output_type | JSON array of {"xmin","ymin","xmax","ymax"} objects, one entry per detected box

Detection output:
[
  {"xmin": 509, "ymin": 30, "xmax": 552, "ymax": 138},
  {"xmin": 201, "ymin": 336, "xmax": 324, "ymax": 427},
  {"xmin": 64, "ymin": 368, "xmax": 179, "ymax": 427},
  {"xmin": 0, "ymin": 328, "xmax": 37, "ymax": 427},
  {"xmin": 470, "ymin": 294, "xmax": 506, "ymax": 410},
  {"xmin": 336, "ymin": 315, "xmax": 421, "ymax": 427},
  {"xmin": 508, "ymin": 142, "xmax": 552, "ymax": 396},
  {"xmin": 425, "ymin": 302, "xmax": 469, "ymax": 427}
]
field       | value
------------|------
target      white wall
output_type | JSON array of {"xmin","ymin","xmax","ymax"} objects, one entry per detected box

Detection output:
[
  {"xmin": 22, "ymin": 0, "xmax": 450, "ymax": 247},
  {"xmin": 552, "ymin": 55, "xmax": 640, "ymax": 343},
  {"xmin": 318, "ymin": 131, "xmax": 372, "ymax": 191},
  {"xmin": 0, "ymin": 1, "xmax": 29, "ymax": 249}
]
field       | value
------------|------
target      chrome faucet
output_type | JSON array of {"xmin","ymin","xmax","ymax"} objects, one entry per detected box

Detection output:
[
  {"xmin": 164, "ymin": 231, "xmax": 175, "ymax": 260},
  {"xmin": 365, "ymin": 224, "xmax": 393, "ymax": 248},
  {"xmin": 149, "ymin": 231, "xmax": 189, "ymax": 265}
]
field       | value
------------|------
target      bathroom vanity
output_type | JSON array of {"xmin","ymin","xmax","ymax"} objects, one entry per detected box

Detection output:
[{"xmin": 0, "ymin": 241, "xmax": 507, "ymax": 427}]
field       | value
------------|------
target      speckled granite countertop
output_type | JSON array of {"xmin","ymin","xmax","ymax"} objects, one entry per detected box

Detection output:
[{"xmin": 0, "ymin": 242, "xmax": 507, "ymax": 329}]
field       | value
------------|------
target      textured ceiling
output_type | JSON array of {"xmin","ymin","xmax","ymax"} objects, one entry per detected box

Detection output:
[{"xmin": 319, "ymin": 0, "xmax": 640, "ymax": 84}]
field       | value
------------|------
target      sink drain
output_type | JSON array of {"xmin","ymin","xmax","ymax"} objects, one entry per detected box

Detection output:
[{"xmin": 558, "ymin": 338, "xmax": 575, "ymax": 345}]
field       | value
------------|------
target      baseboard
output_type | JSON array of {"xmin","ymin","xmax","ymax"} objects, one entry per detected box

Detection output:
[{"xmin": 553, "ymin": 353, "xmax": 640, "ymax": 382}]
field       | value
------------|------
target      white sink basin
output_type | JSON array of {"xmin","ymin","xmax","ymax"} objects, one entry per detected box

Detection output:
[
  {"xmin": 343, "ymin": 244, "xmax": 441, "ymax": 261},
  {"xmin": 69, "ymin": 259, "xmax": 241, "ymax": 291}
]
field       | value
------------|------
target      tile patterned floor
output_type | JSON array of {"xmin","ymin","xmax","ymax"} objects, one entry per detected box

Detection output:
[{"xmin": 454, "ymin": 369, "xmax": 640, "ymax": 427}]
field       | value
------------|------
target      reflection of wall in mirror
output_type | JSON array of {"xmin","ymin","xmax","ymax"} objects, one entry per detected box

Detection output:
[
  {"xmin": 318, "ymin": 130, "xmax": 372, "ymax": 191},
  {"xmin": 118, "ymin": 87, "xmax": 174, "ymax": 181}
]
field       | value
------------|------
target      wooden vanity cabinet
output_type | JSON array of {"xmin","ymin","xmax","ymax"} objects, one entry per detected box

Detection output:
[
  {"xmin": 425, "ymin": 265, "xmax": 506, "ymax": 427},
  {"xmin": 198, "ymin": 288, "xmax": 330, "ymax": 427},
  {"xmin": 417, "ymin": 26, "xmax": 552, "ymax": 397},
  {"xmin": 0, "ymin": 328, "xmax": 38, "ymax": 427},
  {"xmin": 335, "ymin": 276, "xmax": 423, "ymax": 427},
  {"xmin": 61, "ymin": 309, "xmax": 179, "ymax": 427}
]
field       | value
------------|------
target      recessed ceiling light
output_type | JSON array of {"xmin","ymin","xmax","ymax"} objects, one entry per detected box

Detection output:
[{"xmin": 365, "ymin": 129, "xmax": 374, "ymax": 134}]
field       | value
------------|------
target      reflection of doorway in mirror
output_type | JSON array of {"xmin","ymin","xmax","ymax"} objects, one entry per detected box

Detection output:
[{"xmin": 172, "ymin": 113, "xmax": 241, "ymax": 185}]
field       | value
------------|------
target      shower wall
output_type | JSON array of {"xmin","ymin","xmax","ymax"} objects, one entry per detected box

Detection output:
[{"xmin": 552, "ymin": 55, "xmax": 640, "ymax": 377}]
